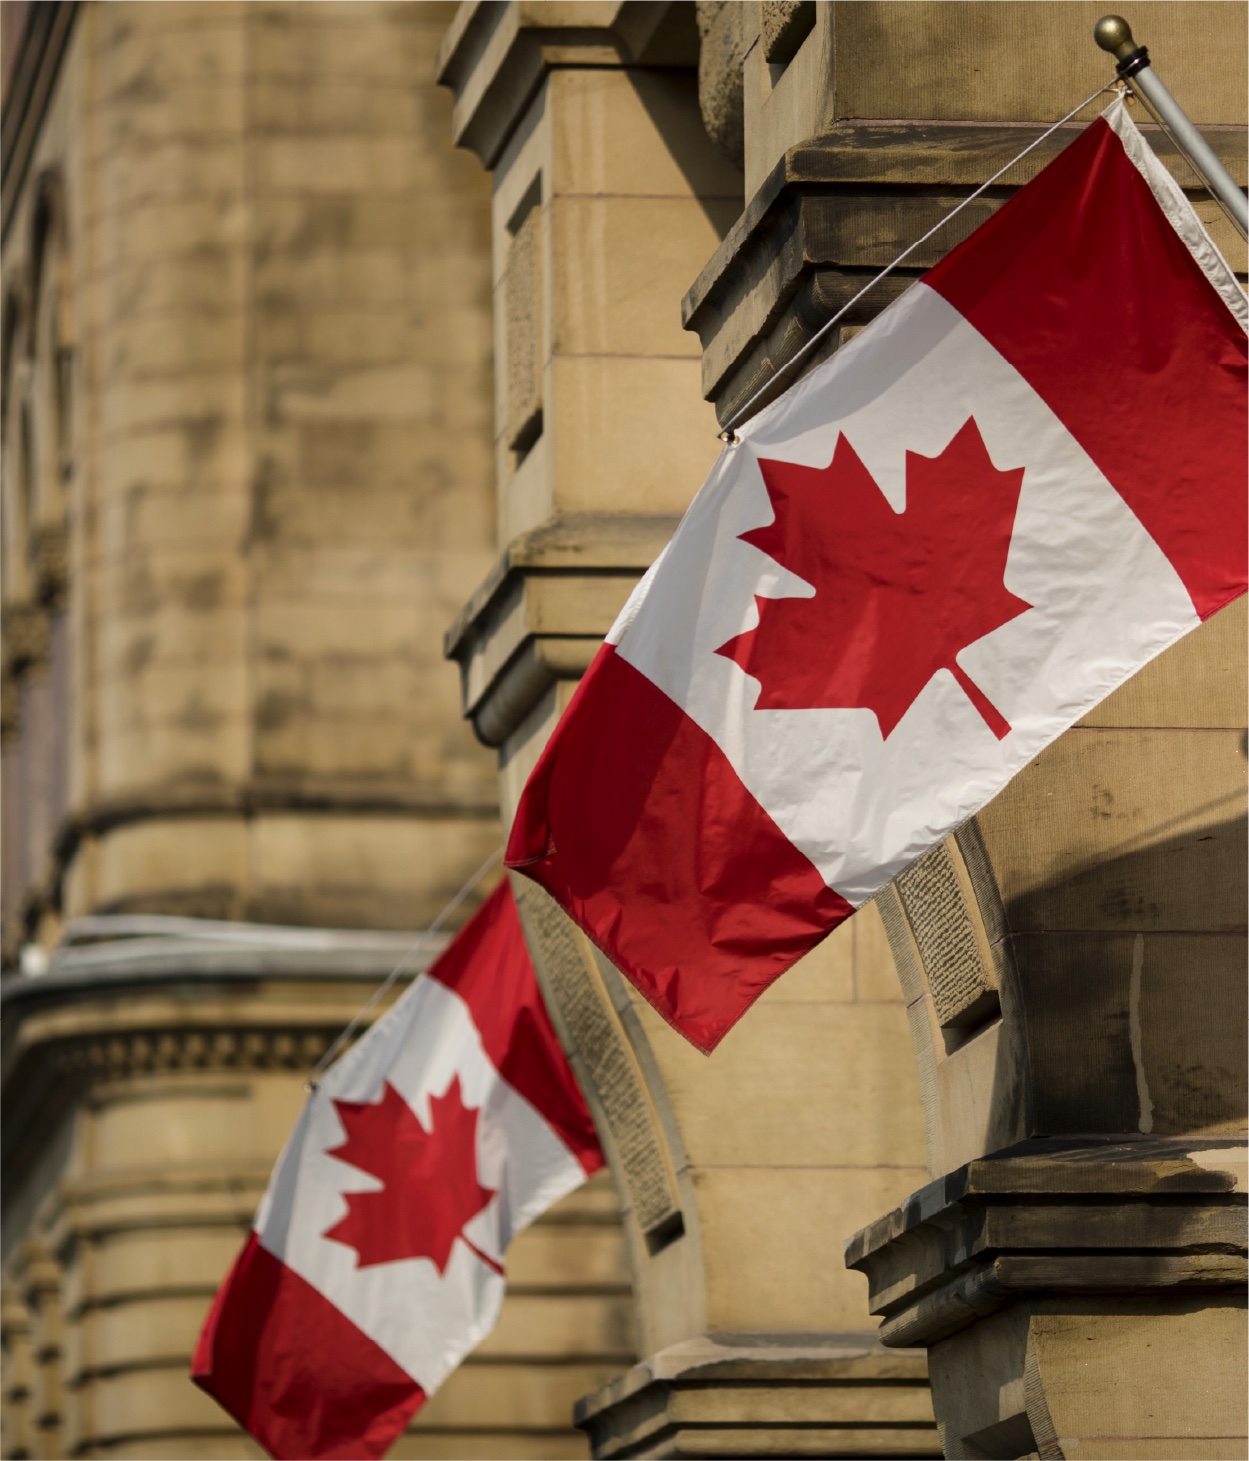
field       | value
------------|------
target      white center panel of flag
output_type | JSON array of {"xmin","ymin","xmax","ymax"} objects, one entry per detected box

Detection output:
[
  {"xmin": 613, "ymin": 284, "xmax": 1199, "ymax": 906},
  {"xmin": 252, "ymin": 974, "xmax": 588, "ymax": 1391}
]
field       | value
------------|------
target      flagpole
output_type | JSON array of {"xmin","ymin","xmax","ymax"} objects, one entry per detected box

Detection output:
[{"xmin": 1095, "ymin": 15, "xmax": 1248, "ymax": 239}]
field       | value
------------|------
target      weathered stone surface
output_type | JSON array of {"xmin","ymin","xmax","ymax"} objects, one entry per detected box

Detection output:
[
  {"xmin": 438, "ymin": 10, "xmax": 935, "ymax": 1456},
  {"xmin": 576, "ymin": 1334, "xmax": 937, "ymax": 1458},
  {"xmin": 2, "ymin": 4, "xmax": 630, "ymax": 1457},
  {"xmin": 846, "ymin": 1138, "xmax": 1248, "ymax": 1457}
]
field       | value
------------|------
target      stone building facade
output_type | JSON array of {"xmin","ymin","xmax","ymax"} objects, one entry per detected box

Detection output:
[
  {"xmin": 1, "ymin": 5, "xmax": 630, "ymax": 1457},
  {"xmin": 2, "ymin": 3, "xmax": 1245, "ymax": 1461},
  {"xmin": 438, "ymin": 3, "xmax": 1246, "ymax": 1459}
]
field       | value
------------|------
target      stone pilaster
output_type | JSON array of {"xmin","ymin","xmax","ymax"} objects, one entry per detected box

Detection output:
[{"xmin": 438, "ymin": 5, "xmax": 937, "ymax": 1454}]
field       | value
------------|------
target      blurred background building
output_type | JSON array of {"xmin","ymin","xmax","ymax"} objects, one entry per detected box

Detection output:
[{"xmin": 2, "ymin": 3, "xmax": 1245, "ymax": 1460}]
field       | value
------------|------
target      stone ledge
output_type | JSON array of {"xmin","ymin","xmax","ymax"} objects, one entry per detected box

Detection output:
[
  {"xmin": 445, "ymin": 513, "xmax": 679, "ymax": 747},
  {"xmin": 435, "ymin": 2, "xmax": 699, "ymax": 168},
  {"xmin": 846, "ymin": 1137, "xmax": 1248, "ymax": 1350},
  {"xmin": 574, "ymin": 1333, "xmax": 940, "ymax": 1459},
  {"xmin": 680, "ymin": 120, "xmax": 1249, "ymax": 425}
]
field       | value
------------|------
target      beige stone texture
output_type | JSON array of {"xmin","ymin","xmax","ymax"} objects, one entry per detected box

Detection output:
[
  {"xmin": 3, "ymin": 4, "xmax": 631, "ymax": 1458},
  {"xmin": 738, "ymin": 1, "xmax": 1248, "ymax": 198},
  {"xmin": 438, "ymin": 10, "xmax": 938, "ymax": 1452}
]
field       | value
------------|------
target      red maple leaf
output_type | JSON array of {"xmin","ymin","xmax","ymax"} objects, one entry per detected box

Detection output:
[
  {"xmin": 718, "ymin": 418, "xmax": 1030, "ymax": 739},
  {"xmin": 323, "ymin": 1077, "xmax": 500, "ymax": 1274}
]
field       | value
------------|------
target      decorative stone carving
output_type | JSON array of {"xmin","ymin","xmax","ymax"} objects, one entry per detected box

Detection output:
[
  {"xmin": 505, "ymin": 197, "xmax": 544, "ymax": 455},
  {"xmin": 762, "ymin": 0, "xmax": 816, "ymax": 65},
  {"xmin": 513, "ymin": 880, "xmax": 685, "ymax": 1246}
]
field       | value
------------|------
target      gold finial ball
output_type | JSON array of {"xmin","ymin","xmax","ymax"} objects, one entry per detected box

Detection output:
[{"xmin": 1094, "ymin": 15, "xmax": 1138, "ymax": 60}]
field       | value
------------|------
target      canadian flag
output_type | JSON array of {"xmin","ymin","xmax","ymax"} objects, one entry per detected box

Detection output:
[
  {"xmin": 507, "ymin": 98, "xmax": 1248, "ymax": 1054},
  {"xmin": 192, "ymin": 880, "xmax": 603, "ymax": 1459}
]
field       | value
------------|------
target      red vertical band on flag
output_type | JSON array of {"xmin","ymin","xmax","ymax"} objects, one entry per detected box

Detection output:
[
  {"xmin": 192, "ymin": 1233, "xmax": 425, "ymax": 1460},
  {"xmin": 507, "ymin": 645, "xmax": 853, "ymax": 1053},
  {"xmin": 926, "ymin": 116, "xmax": 1248, "ymax": 621},
  {"xmin": 424, "ymin": 881, "xmax": 604, "ymax": 1174}
]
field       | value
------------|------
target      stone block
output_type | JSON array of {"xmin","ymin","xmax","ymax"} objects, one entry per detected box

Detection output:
[
  {"xmin": 550, "ymin": 68, "xmax": 742, "ymax": 203},
  {"xmin": 82, "ymin": 1229, "xmax": 245, "ymax": 1304},
  {"xmin": 1030, "ymin": 1297, "xmax": 1247, "ymax": 1447},
  {"xmin": 253, "ymin": 250, "xmax": 409, "ymax": 314},
  {"xmin": 416, "ymin": 1359, "xmax": 624, "ymax": 1430},
  {"xmin": 97, "ymin": 372, "xmax": 245, "ymax": 441},
  {"xmin": 93, "ymin": 820, "xmax": 249, "ymax": 909},
  {"xmin": 476, "ymin": 1291, "xmax": 635, "ymax": 1361},
  {"xmin": 635, "ymin": 1000, "xmax": 925, "ymax": 1170},
  {"xmin": 696, "ymin": 1164, "xmax": 929, "ymax": 1333},
  {"xmin": 74, "ymin": 1364, "xmax": 231, "ymax": 1442},
  {"xmin": 505, "ymin": 1217, "xmax": 629, "ymax": 1290},
  {"xmin": 100, "ymin": 309, "xmax": 246, "ymax": 382},
  {"xmin": 96, "ymin": 604, "xmax": 249, "ymax": 685},
  {"xmin": 96, "ymin": 717, "xmax": 250, "ymax": 793},
  {"xmin": 90, "ymin": 81, "xmax": 246, "ymax": 155},
  {"xmin": 87, "ymin": 196, "xmax": 249, "ymax": 272},
  {"xmin": 1013, "ymin": 931, "xmax": 1247, "ymax": 1138},
  {"xmin": 853, "ymin": 899, "xmax": 907, "ymax": 1003},
  {"xmin": 94, "ymin": 659, "xmax": 248, "ymax": 739},
  {"xmin": 548, "ymin": 195, "xmax": 723, "ymax": 360},
  {"xmin": 547, "ymin": 353, "xmax": 723, "ymax": 516},
  {"xmin": 91, "ymin": 136, "xmax": 247, "ymax": 215},
  {"xmin": 94, "ymin": 422, "xmax": 250, "ymax": 501},
  {"xmin": 88, "ymin": 1088, "xmax": 271, "ymax": 1173},
  {"xmin": 247, "ymin": 9, "xmax": 427, "ymax": 86},
  {"xmin": 96, "ymin": 484, "xmax": 251, "ymax": 559},
  {"xmin": 979, "ymin": 727, "xmax": 1248, "ymax": 933},
  {"xmin": 71, "ymin": 1293, "xmax": 207, "ymax": 1373},
  {"xmin": 829, "ymin": 2, "xmax": 1246, "ymax": 127},
  {"xmin": 270, "ymin": 433, "xmax": 495, "ymax": 540},
  {"xmin": 252, "ymin": 136, "xmax": 430, "ymax": 194},
  {"xmin": 246, "ymin": 813, "xmax": 502, "ymax": 928}
]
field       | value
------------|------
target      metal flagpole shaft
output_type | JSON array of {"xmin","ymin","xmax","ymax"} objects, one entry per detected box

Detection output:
[{"xmin": 1095, "ymin": 15, "xmax": 1248, "ymax": 238}]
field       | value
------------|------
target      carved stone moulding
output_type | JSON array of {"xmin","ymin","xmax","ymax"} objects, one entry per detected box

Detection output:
[
  {"xmin": 847, "ymin": 1137, "xmax": 1248, "ymax": 1459},
  {"xmin": 446, "ymin": 513, "xmax": 680, "ymax": 748},
  {"xmin": 574, "ymin": 1332, "xmax": 939, "ymax": 1459}
]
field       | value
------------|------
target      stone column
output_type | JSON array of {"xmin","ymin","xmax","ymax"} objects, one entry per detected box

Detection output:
[
  {"xmin": 3, "ymin": 3, "xmax": 633, "ymax": 1455},
  {"xmin": 439, "ymin": 5, "xmax": 937, "ymax": 1454}
]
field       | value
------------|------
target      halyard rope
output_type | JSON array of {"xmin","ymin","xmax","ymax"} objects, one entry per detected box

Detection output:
[
  {"xmin": 717, "ymin": 82, "xmax": 1119, "ymax": 441},
  {"xmin": 305, "ymin": 843, "xmax": 505, "ymax": 1090}
]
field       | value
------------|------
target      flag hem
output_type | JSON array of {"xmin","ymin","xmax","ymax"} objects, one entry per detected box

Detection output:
[{"xmin": 1104, "ymin": 95, "xmax": 1249, "ymax": 334}]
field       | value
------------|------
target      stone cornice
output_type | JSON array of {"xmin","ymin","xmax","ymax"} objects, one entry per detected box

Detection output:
[
  {"xmin": 1, "ymin": 948, "xmax": 423, "ymax": 1192},
  {"xmin": 846, "ymin": 1137, "xmax": 1249, "ymax": 1350},
  {"xmin": 435, "ymin": 1, "xmax": 698, "ymax": 168},
  {"xmin": 681, "ymin": 120, "xmax": 1249, "ymax": 426},
  {"xmin": 5, "ymin": 777, "xmax": 498, "ymax": 952},
  {"xmin": 574, "ymin": 1332, "xmax": 938, "ymax": 1457},
  {"xmin": 445, "ymin": 513, "xmax": 679, "ymax": 746}
]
